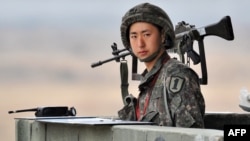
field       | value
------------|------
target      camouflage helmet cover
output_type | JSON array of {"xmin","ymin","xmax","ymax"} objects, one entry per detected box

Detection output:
[{"xmin": 120, "ymin": 3, "xmax": 175, "ymax": 50}]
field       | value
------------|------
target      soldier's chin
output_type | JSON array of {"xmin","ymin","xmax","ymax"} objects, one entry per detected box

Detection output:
[
  {"xmin": 138, "ymin": 56, "xmax": 147, "ymax": 62},
  {"xmin": 139, "ymin": 59, "xmax": 144, "ymax": 62},
  {"xmin": 139, "ymin": 57, "xmax": 151, "ymax": 62}
]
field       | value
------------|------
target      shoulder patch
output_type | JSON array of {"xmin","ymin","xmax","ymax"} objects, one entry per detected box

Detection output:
[{"xmin": 169, "ymin": 76, "xmax": 185, "ymax": 94}]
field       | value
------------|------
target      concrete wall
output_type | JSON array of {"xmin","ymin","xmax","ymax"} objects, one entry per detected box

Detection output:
[{"xmin": 15, "ymin": 118, "xmax": 223, "ymax": 141}]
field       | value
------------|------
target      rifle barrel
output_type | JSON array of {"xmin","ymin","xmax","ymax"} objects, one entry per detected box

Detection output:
[{"xmin": 91, "ymin": 52, "xmax": 131, "ymax": 68}]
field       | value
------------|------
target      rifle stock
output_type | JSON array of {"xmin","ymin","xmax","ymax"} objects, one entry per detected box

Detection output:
[
  {"xmin": 168, "ymin": 15, "xmax": 234, "ymax": 84},
  {"xmin": 175, "ymin": 16, "xmax": 234, "ymax": 41}
]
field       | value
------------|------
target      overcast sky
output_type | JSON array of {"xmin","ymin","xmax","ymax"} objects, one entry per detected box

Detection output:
[{"xmin": 1, "ymin": 0, "xmax": 250, "ymax": 118}]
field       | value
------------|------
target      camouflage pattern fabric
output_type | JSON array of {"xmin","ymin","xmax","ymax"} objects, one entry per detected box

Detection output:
[
  {"xmin": 120, "ymin": 3, "xmax": 175, "ymax": 50},
  {"xmin": 118, "ymin": 52, "xmax": 205, "ymax": 128}
]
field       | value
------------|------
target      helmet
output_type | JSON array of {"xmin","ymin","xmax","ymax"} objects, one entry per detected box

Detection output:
[{"xmin": 120, "ymin": 3, "xmax": 175, "ymax": 50}]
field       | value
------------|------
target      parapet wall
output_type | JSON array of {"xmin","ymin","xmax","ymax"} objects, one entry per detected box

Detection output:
[
  {"xmin": 15, "ymin": 118, "xmax": 223, "ymax": 141},
  {"xmin": 15, "ymin": 113, "xmax": 250, "ymax": 141}
]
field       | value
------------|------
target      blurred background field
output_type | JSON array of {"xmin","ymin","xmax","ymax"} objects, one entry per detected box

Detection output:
[{"xmin": 1, "ymin": 0, "xmax": 250, "ymax": 140}]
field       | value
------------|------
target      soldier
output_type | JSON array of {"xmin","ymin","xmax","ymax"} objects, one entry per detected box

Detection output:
[{"xmin": 118, "ymin": 2, "xmax": 205, "ymax": 128}]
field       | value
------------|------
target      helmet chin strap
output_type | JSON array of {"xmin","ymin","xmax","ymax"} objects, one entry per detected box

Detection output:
[{"xmin": 140, "ymin": 45, "xmax": 163, "ymax": 62}]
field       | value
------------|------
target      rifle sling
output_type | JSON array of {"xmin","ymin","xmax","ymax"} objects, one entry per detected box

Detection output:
[{"xmin": 120, "ymin": 61, "xmax": 129, "ymax": 105}]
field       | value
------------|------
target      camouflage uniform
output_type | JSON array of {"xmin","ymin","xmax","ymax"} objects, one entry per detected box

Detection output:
[
  {"xmin": 118, "ymin": 52, "xmax": 205, "ymax": 128},
  {"xmin": 118, "ymin": 3, "xmax": 205, "ymax": 128}
]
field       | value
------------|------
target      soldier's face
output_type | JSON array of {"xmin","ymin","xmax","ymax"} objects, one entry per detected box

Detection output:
[{"xmin": 129, "ymin": 22, "xmax": 163, "ymax": 61}]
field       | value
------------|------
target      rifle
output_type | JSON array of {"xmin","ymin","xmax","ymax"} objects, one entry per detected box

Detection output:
[
  {"xmin": 91, "ymin": 43, "xmax": 131, "ymax": 68},
  {"xmin": 168, "ymin": 15, "xmax": 234, "ymax": 84},
  {"xmin": 91, "ymin": 16, "xmax": 234, "ymax": 85},
  {"xmin": 91, "ymin": 43, "xmax": 134, "ymax": 104}
]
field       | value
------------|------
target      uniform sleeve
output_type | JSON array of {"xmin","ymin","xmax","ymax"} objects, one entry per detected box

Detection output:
[{"xmin": 166, "ymin": 67, "xmax": 205, "ymax": 128}]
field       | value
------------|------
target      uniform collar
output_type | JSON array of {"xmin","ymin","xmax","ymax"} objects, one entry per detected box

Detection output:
[{"xmin": 139, "ymin": 52, "xmax": 169, "ymax": 91}]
